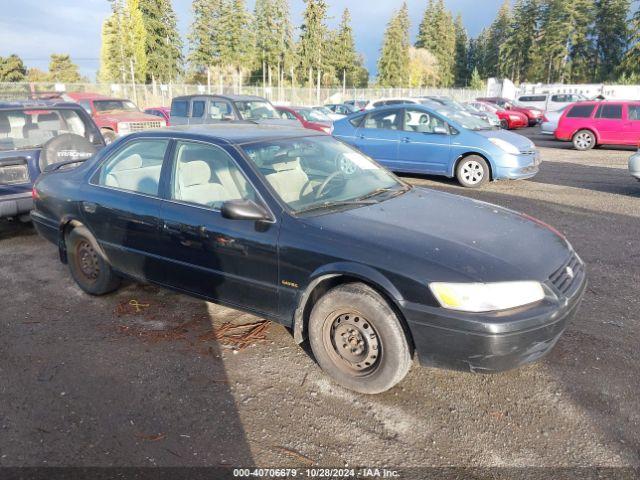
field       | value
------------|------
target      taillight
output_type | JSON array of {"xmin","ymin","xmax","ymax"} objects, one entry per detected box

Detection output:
[{"xmin": 32, "ymin": 186, "xmax": 39, "ymax": 200}]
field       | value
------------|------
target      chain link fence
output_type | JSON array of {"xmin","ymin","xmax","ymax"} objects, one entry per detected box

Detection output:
[{"xmin": 0, "ymin": 82, "xmax": 484, "ymax": 108}]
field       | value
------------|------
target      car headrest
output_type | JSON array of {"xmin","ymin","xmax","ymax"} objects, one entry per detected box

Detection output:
[
  {"xmin": 179, "ymin": 146, "xmax": 213, "ymax": 163},
  {"xmin": 270, "ymin": 158, "xmax": 301, "ymax": 172},
  {"xmin": 8, "ymin": 113, "xmax": 26, "ymax": 128},
  {"xmin": 112, "ymin": 154, "xmax": 143, "ymax": 171},
  {"xmin": 180, "ymin": 160, "xmax": 211, "ymax": 187}
]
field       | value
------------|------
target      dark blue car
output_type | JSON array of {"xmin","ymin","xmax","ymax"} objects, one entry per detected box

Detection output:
[
  {"xmin": 32, "ymin": 124, "xmax": 585, "ymax": 394},
  {"xmin": 0, "ymin": 103, "xmax": 104, "ymax": 220}
]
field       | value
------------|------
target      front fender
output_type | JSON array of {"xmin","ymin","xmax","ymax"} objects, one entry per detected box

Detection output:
[{"xmin": 292, "ymin": 262, "xmax": 404, "ymax": 343}]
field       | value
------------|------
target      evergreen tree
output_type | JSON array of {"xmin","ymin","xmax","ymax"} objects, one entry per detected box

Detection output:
[
  {"xmin": 218, "ymin": 0, "xmax": 254, "ymax": 74},
  {"xmin": 297, "ymin": 0, "xmax": 329, "ymax": 85},
  {"xmin": 48, "ymin": 54, "xmax": 82, "ymax": 83},
  {"xmin": 138, "ymin": 0, "xmax": 183, "ymax": 83},
  {"xmin": 121, "ymin": 0, "xmax": 148, "ymax": 82},
  {"xmin": 415, "ymin": 0, "xmax": 456, "ymax": 86},
  {"xmin": 253, "ymin": 0, "xmax": 294, "ymax": 85},
  {"xmin": 485, "ymin": 0, "xmax": 512, "ymax": 77},
  {"xmin": 99, "ymin": 11, "xmax": 122, "ymax": 82},
  {"xmin": 529, "ymin": 0, "xmax": 573, "ymax": 83},
  {"xmin": 187, "ymin": 0, "xmax": 223, "ymax": 80},
  {"xmin": 377, "ymin": 3, "xmax": 410, "ymax": 87},
  {"xmin": 0, "ymin": 54, "xmax": 27, "ymax": 82},
  {"xmin": 453, "ymin": 14, "xmax": 470, "ymax": 86},
  {"xmin": 329, "ymin": 9, "xmax": 360, "ymax": 86},
  {"xmin": 500, "ymin": 0, "xmax": 541, "ymax": 83},
  {"xmin": 568, "ymin": 0, "xmax": 596, "ymax": 83},
  {"xmin": 469, "ymin": 67, "xmax": 485, "ymax": 90},
  {"xmin": 621, "ymin": 3, "xmax": 640, "ymax": 77},
  {"xmin": 594, "ymin": 0, "xmax": 630, "ymax": 80}
]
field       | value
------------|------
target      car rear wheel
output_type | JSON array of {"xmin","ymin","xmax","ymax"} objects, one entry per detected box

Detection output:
[
  {"xmin": 500, "ymin": 119, "xmax": 509, "ymax": 129},
  {"xmin": 66, "ymin": 226, "xmax": 120, "ymax": 295},
  {"xmin": 456, "ymin": 155, "xmax": 489, "ymax": 188},
  {"xmin": 100, "ymin": 129, "xmax": 117, "ymax": 145},
  {"xmin": 573, "ymin": 130, "xmax": 596, "ymax": 150},
  {"xmin": 308, "ymin": 283, "xmax": 412, "ymax": 394}
]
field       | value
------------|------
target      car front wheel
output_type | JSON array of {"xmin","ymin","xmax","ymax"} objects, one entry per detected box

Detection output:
[
  {"xmin": 66, "ymin": 226, "xmax": 120, "ymax": 295},
  {"xmin": 456, "ymin": 155, "xmax": 489, "ymax": 188},
  {"xmin": 100, "ymin": 129, "xmax": 117, "ymax": 144},
  {"xmin": 573, "ymin": 130, "xmax": 596, "ymax": 150},
  {"xmin": 308, "ymin": 283, "xmax": 412, "ymax": 394}
]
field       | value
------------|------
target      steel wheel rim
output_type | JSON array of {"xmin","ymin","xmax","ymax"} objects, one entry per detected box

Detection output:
[
  {"xmin": 76, "ymin": 240, "xmax": 100, "ymax": 281},
  {"xmin": 575, "ymin": 133, "xmax": 593, "ymax": 149},
  {"xmin": 323, "ymin": 311, "xmax": 381, "ymax": 376},
  {"xmin": 461, "ymin": 160, "xmax": 484, "ymax": 184}
]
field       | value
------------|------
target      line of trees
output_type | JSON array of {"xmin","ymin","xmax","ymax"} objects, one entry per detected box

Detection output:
[
  {"xmin": 0, "ymin": 54, "xmax": 84, "ymax": 83},
  {"xmin": 379, "ymin": 0, "xmax": 640, "ymax": 88},
  {"xmin": 2, "ymin": 0, "xmax": 640, "ymax": 87}
]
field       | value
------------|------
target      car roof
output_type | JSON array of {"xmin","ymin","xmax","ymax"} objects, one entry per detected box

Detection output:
[
  {"xmin": 172, "ymin": 94, "xmax": 268, "ymax": 102},
  {"xmin": 157, "ymin": 123, "xmax": 324, "ymax": 145},
  {"xmin": 0, "ymin": 103, "xmax": 85, "ymax": 112},
  {"xmin": 64, "ymin": 92, "xmax": 112, "ymax": 100}
]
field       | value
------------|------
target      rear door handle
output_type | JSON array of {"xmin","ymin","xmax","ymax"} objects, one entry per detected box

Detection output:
[
  {"xmin": 162, "ymin": 221, "xmax": 183, "ymax": 234},
  {"xmin": 82, "ymin": 202, "xmax": 97, "ymax": 214},
  {"xmin": 401, "ymin": 137, "xmax": 411, "ymax": 143}
]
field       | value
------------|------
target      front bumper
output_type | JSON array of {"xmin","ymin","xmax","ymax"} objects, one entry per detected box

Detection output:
[
  {"xmin": 402, "ymin": 266, "xmax": 587, "ymax": 373},
  {"xmin": 629, "ymin": 152, "xmax": 640, "ymax": 180},
  {"xmin": 540, "ymin": 122, "xmax": 556, "ymax": 135},
  {"xmin": 494, "ymin": 150, "xmax": 541, "ymax": 180},
  {"xmin": 0, "ymin": 191, "xmax": 33, "ymax": 219}
]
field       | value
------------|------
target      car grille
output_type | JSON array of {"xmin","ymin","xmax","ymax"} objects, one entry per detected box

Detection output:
[
  {"xmin": 549, "ymin": 252, "xmax": 584, "ymax": 296},
  {"xmin": 519, "ymin": 149, "xmax": 536, "ymax": 155},
  {"xmin": 122, "ymin": 121, "xmax": 164, "ymax": 132}
]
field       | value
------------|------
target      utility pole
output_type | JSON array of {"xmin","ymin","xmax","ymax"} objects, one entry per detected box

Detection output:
[
  {"xmin": 130, "ymin": 58, "xmax": 138, "ymax": 105},
  {"xmin": 207, "ymin": 66, "xmax": 211, "ymax": 94}
]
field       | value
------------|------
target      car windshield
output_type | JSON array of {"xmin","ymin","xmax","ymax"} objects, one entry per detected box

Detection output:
[
  {"xmin": 235, "ymin": 100, "xmax": 279, "ymax": 120},
  {"xmin": 435, "ymin": 107, "xmax": 493, "ymax": 131},
  {"xmin": 298, "ymin": 109, "xmax": 330, "ymax": 122},
  {"xmin": 241, "ymin": 136, "xmax": 407, "ymax": 213},
  {"xmin": 93, "ymin": 100, "xmax": 139, "ymax": 112},
  {"xmin": 0, "ymin": 108, "xmax": 101, "ymax": 151}
]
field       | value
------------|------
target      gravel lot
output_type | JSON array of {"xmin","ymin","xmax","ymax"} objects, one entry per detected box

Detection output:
[{"xmin": 0, "ymin": 128, "xmax": 638, "ymax": 469}]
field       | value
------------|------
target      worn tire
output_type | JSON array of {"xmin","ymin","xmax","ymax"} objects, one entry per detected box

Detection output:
[
  {"xmin": 308, "ymin": 283, "xmax": 412, "ymax": 394},
  {"xmin": 100, "ymin": 129, "xmax": 117, "ymax": 145},
  {"xmin": 455, "ymin": 155, "xmax": 490, "ymax": 188},
  {"xmin": 66, "ymin": 226, "xmax": 120, "ymax": 295},
  {"xmin": 572, "ymin": 129, "xmax": 596, "ymax": 151}
]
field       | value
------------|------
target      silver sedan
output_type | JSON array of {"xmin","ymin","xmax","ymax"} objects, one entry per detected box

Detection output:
[{"xmin": 630, "ymin": 149, "xmax": 640, "ymax": 181}]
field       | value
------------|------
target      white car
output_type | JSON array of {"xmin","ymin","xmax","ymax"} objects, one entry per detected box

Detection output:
[
  {"xmin": 517, "ymin": 93, "xmax": 587, "ymax": 112},
  {"xmin": 540, "ymin": 106, "xmax": 569, "ymax": 135},
  {"xmin": 630, "ymin": 149, "xmax": 640, "ymax": 181},
  {"xmin": 312, "ymin": 106, "xmax": 343, "ymax": 121}
]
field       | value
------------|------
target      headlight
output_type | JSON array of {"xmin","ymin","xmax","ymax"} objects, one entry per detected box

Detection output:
[
  {"xmin": 117, "ymin": 122, "xmax": 131, "ymax": 134},
  {"xmin": 489, "ymin": 137, "xmax": 521, "ymax": 155},
  {"xmin": 0, "ymin": 164, "xmax": 29, "ymax": 185},
  {"xmin": 429, "ymin": 281, "xmax": 545, "ymax": 312}
]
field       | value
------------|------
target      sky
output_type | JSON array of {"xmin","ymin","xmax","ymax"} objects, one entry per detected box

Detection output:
[{"xmin": 0, "ymin": 0, "xmax": 505, "ymax": 80}]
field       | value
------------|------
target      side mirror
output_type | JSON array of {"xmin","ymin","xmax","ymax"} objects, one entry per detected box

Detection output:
[
  {"xmin": 433, "ymin": 126, "xmax": 449, "ymax": 135},
  {"xmin": 221, "ymin": 199, "xmax": 271, "ymax": 221}
]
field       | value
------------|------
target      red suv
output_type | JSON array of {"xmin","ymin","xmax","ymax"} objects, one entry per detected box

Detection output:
[
  {"xmin": 555, "ymin": 101, "xmax": 640, "ymax": 150},
  {"xmin": 477, "ymin": 97, "xmax": 544, "ymax": 126},
  {"xmin": 63, "ymin": 93, "xmax": 166, "ymax": 144}
]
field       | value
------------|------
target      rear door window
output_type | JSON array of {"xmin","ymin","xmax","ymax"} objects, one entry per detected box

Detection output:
[
  {"xmin": 171, "ymin": 101, "xmax": 188, "ymax": 117},
  {"xmin": 566, "ymin": 104, "xmax": 595, "ymax": 118},
  {"xmin": 628, "ymin": 105, "xmax": 640, "ymax": 121},
  {"xmin": 596, "ymin": 104, "xmax": 623, "ymax": 119},
  {"xmin": 191, "ymin": 101, "xmax": 205, "ymax": 118},
  {"xmin": 96, "ymin": 139, "xmax": 169, "ymax": 196}
]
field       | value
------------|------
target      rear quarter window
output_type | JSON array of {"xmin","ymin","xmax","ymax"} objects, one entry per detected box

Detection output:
[
  {"xmin": 170, "ymin": 100, "xmax": 188, "ymax": 117},
  {"xmin": 349, "ymin": 115, "xmax": 365, "ymax": 128},
  {"xmin": 566, "ymin": 105, "xmax": 595, "ymax": 118}
]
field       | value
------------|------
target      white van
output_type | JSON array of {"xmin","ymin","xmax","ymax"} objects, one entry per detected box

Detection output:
[{"xmin": 517, "ymin": 93, "xmax": 586, "ymax": 112}]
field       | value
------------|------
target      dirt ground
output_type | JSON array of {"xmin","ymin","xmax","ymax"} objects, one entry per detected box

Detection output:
[{"xmin": 0, "ymin": 129, "xmax": 638, "ymax": 470}]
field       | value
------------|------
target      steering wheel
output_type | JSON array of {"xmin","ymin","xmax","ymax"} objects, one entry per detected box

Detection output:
[{"xmin": 315, "ymin": 171, "xmax": 346, "ymax": 200}]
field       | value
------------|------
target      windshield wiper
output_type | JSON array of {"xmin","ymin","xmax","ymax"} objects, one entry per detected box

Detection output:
[
  {"xmin": 295, "ymin": 199, "xmax": 378, "ymax": 214},
  {"xmin": 358, "ymin": 185, "xmax": 409, "ymax": 201}
]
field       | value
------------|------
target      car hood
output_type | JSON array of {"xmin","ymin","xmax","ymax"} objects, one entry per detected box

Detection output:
[
  {"xmin": 253, "ymin": 118, "xmax": 301, "ymax": 128},
  {"xmin": 96, "ymin": 112, "xmax": 162, "ymax": 123},
  {"xmin": 476, "ymin": 129, "xmax": 535, "ymax": 151},
  {"xmin": 301, "ymin": 187, "xmax": 571, "ymax": 283}
]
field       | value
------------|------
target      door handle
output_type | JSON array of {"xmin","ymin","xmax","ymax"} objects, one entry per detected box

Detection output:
[
  {"xmin": 401, "ymin": 137, "xmax": 411, "ymax": 143},
  {"xmin": 82, "ymin": 202, "xmax": 97, "ymax": 214},
  {"xmin": 357, "ymin": 134, "xmax": 365, "ymax": 139},
  {"xmin": 162, "ymin": 221, "xmax": 183, "ymax": 234}
]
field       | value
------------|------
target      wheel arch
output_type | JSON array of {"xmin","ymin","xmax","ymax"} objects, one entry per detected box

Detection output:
[
  {"xmin": 452, "ymin": 151, "xmax": 494, "ymax": 181},
  {"xmin": 292, "ymin": 264, "xmax": 415, "ymax": 352},
  {"xmin": 57, "ymin": 217, "xmax": 105, "ymax": 264}
]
